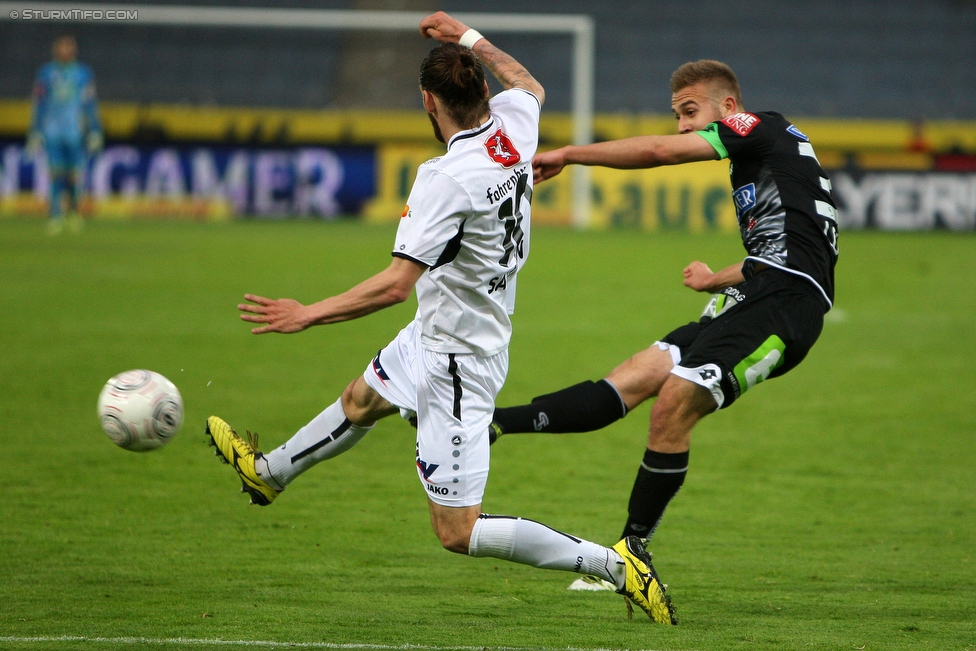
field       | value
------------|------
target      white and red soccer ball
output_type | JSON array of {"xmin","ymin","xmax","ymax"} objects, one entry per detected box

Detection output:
[{"xmin": 97, "ymin": 370, "xmax": 183, "ymax": 452}]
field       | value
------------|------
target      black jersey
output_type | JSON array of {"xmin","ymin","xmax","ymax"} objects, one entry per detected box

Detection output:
[{"xmin": 697, "ymin": 111, "xmax": 838, "ymax": 306}]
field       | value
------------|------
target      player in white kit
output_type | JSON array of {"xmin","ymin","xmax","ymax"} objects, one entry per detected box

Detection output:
[{"xmin": 205, "ymin": 11, "xmax": 675, "ymax": 624}]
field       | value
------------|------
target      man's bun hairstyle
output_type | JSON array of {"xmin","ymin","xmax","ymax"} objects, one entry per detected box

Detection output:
[{"xmin": 420, "ymin": 42, "xmax": 489, "ymax": 129}]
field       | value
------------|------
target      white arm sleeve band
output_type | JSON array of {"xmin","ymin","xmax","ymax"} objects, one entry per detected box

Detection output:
[{"xmin": 459, "ymin": 29, "xmax": 484, "ymax": 50}]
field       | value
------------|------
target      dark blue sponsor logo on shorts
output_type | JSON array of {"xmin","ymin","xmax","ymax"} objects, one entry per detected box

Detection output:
[{"xmin": 417, "ymin": 457, "xmax": 439, "ymax": 480}]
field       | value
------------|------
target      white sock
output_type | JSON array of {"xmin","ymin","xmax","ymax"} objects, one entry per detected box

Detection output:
[
  {"xmin": 261, "ymin": 398, "xmax": 372, "ymax": 486},
  {"xmin": 468, "ymin": 515, "xmax": 625, "ymax": 588}
]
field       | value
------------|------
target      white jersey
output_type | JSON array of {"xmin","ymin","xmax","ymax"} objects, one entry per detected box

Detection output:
[{"xmin": 393, "ymin": 88, "xmax": 541, "ymax": 357}]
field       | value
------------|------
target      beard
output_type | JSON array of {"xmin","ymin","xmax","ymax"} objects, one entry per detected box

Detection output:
[{"xmin": 427, "ymin": 113, "xmax": 445, "ymax": 144}]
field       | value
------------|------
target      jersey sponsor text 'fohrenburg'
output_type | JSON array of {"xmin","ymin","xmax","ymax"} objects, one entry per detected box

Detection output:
[{"xmin": 393, "ymin": 88, "xmax": 542, "ymax": 356}]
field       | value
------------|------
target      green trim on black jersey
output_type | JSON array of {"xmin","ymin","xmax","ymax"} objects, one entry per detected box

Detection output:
[{"xmin": 697, "ymin": 123, "xmax": 728, "ymax": 160}]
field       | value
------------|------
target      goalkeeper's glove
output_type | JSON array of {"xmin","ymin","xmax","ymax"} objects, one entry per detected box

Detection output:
[
  {"xmin": 87, "ymin": 131, "xmax": 104, "ymax": 154},
  {"xmin": 26, "ymin": 131, "xmax": 44, "ymax": 154}
]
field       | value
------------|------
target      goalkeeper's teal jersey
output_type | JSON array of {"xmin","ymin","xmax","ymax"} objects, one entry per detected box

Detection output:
[{"xmin": 31, "ymin": 61, "xmax": 101, "ymax": 141}]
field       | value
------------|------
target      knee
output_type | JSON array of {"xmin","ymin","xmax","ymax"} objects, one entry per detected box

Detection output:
[
  {"xmin": 650, "ymin": 379, "xmax": 676, "ymax": 419},
  {"xmin": 650, "ymin": 376, "xmax": 715, "ymax": 447},
  {"xmin": 340, "ymin": 378, "xmax": 391, "ymax": 426},
  {"xmin": 655, "ymin": 376, "xmax": 714, "ymax": 418},
  {"xmin": 428, "ymin": 505, "xmax": 479, "ymax": 555},
  {"xmin": 431, "ymin": 521, "xmax": 472, "ymax": 555},
  {"xmin": 608, "ymin": 345, "xmax": 675, "ymax": 408},
  {"xmin": 340, "ymin": 381, "xmax": 367, "ymax": 424}
]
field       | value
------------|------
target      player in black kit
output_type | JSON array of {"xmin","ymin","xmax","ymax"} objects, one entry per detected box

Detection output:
[{"xmin": 493, "ymin": 60, "xmax": 839, "ymax": 563}]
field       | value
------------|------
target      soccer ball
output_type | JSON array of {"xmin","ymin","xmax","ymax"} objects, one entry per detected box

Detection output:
[{"xmin": 97, "ymin": 370, "xmax": 184, "ymax": 452}]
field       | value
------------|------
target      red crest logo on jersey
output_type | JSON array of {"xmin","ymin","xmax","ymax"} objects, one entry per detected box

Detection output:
[
  {"xmin": 484, "ymin": 129, "xmax": 521, "ymax": 168},
  {"xmin": 721, "ymin": 112, "xmax": 761, "ymax": 137}
]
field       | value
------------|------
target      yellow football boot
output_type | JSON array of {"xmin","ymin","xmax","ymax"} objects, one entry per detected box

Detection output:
[
  {"xmin": 612, "ymin": 536, "xmax": 677, "ymax": 625},
  {"xmin": 205, "ymin": 416, "xmax": 283, "ymax": 506}
]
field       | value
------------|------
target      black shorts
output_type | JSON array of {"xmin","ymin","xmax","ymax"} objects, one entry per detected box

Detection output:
[{"xmin": 660, "ymin": 269, "xmax": 827, "ymax": 409}]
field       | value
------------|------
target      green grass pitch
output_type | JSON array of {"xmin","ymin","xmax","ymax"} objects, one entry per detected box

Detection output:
[{"xmin": 1, "ymin": 219, "xmax": 974, "ymax": 651}]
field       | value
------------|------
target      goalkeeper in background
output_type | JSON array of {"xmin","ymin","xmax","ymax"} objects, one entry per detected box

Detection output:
[{"xmin": 29, "ymin": 35, "xmax": 103, "ymax": 235}]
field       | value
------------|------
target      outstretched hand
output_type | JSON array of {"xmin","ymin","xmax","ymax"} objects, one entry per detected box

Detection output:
[
  {"xmin": 420, "ymin": 11, "xmax": 470, "ymax": 43},
  {"xmin": 683, "ymin": 261, "xmax": 715, "ymax": 292},
  {"xmin": 532, "ymin": 148, "xmax": 567, "ymax": 184},
  {"xmin": 238, "ymin": 294, "xmax": 310, "ymax": 335}
]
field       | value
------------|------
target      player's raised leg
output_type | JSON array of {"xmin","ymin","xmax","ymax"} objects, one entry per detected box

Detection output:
[
  {"xmin": 263, "ymin": 377, "xmax": 395, "ymax": 486},
  {"xmin": 490, "ymin": 343, "xmax": 674, "ymax": 440},
  {"xmin": 207, "ymin": 376, "xmax": 394, "ymax": 505}
]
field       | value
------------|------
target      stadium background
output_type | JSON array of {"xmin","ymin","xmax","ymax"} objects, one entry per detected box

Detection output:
[{"xmin": 2, "ymin": 0, "xmax": 976, "ymax": 229}]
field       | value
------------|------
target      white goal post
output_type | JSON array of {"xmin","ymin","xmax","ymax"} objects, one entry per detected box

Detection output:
[{"xmin": 0, "ymin": 2, "xmax": 595, "ymax": 227}]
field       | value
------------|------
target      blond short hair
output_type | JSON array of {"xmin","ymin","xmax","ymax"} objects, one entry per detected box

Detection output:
[{"xmin": 670, "ymin": 60, "xmax": 743, "ymax": 106}]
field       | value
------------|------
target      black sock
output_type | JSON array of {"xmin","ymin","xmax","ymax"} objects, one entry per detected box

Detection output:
[
  {"xmin": 621, "ymin": 449, "xmax": 689, "ymax": 541},
  {"xmin": 492, "ymin": 379, "xmax": 627, "ymax": 434}
]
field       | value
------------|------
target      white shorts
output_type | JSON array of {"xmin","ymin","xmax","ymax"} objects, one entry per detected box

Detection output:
[{"xmin": 363, "ymin": 319, "xmax": 508, "ymax": 507}]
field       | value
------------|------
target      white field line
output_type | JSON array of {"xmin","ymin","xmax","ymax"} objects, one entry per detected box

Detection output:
[{"xmin": 0, "ymin": 637, "xmax": 675, "ymax": 651}]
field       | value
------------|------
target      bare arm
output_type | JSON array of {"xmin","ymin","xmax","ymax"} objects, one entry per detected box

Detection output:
[
  {"xmin": 420, "ymin": 11, "xmax": 545, "ymax": 105},
  {"xmin": 239, "ymin": 256, "xmax": 427, "ymax": 335},
  {"xmin": 533, "ymin": 133, "xmax": 719, "ymax": 183},
  {"xmin": 471, "ymin": 40, "xmax": 545, "ymax": 105},
  {"xmin": 683, "ymin": 261, "xmax": 745, "ymax": 293}
]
